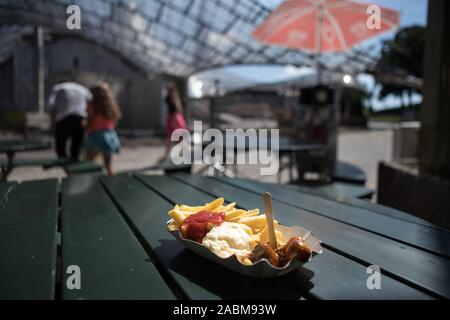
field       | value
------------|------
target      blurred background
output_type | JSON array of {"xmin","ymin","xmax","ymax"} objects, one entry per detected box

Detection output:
[{"xmin": 0, "ymin": 0, "xmax": 448, "ymax": 228}]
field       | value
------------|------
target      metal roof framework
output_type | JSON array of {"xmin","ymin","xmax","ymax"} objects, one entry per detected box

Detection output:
[{"xmin": 0, "ymin": 0, "xmax": 376, "ymax": 78}]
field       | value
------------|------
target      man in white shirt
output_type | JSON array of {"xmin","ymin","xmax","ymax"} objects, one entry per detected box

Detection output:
[{"xmin": 49, "ymin": 82, "xmax": 92, "ymax": 161}]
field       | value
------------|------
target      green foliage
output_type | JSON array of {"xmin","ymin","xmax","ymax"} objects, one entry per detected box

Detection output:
[
  {"xmin": 376, "ymin": 25, "xmax": 425, "ymax": 103},
  {"xmin": 340, "ymin": 87, "xmax": 368, "ymax": 116},
  {"xmin": 0, "ymin": 110, "xmax": 25, "ymax": 131},
  {"xmin": 339, "ymin": 87, "xmax": 369, "ymax": 126}
]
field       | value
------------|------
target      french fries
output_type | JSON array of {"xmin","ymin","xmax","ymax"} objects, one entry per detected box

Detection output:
[
  {"xmin": 203, "ymin": 198, "xmax": 224, "ymax": 212},
  {"xmin": 168, "ymin": 208, "xmax": 188, "ymax": 228},
  {"xmin": 237, "ymin": 215, "xmax": 268, "ymax": 230},
  {"xmin": 259, "ymin": 224, "xmax": 284, "ymax": 246},
  {"xmin": 168, "ymin": 198, "xmax": 225, "ymax": 227},
  {"xmin": 225, "ymin": 209, "xmax": 247, "ymax": 221},
  {"xmin": 168, "ymin": 198, "xmax": 262, "ymax": 226},
  {"xmin": 228, "ymin": 209, "xmax": 259, "ymax": 222},
  {"xmin": 223, "ymin": 202, "xmax": 236, "ymax": 211},
  {"xmin": 167, "ymin": 198, "xmax": 285, "ymax": 256}
]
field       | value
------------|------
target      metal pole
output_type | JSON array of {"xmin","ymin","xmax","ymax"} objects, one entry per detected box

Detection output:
[
  {"xmin": 316, "ymin": 0, "xmax": 324, "ymax": 84},
  {"xmin": 36, "ymin": 26, "xmax": 45, "ymax": 114}
]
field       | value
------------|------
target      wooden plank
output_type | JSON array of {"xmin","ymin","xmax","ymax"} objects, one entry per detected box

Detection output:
[
  {"xmin": 288, "ymin": 182, "xmax": 374, "ymax": 199},
  {"xmin": 0, "ymin": 140, "xmax": 50, "ymax": 153},
  {"xmin": 136, "ymin": 174, "xmax": 434, "ymax": 300},
  {"xmin": 101, "ymin": 174, "xmax": 305, "ymax": 300},
  {"xmin": 64, "ymin": 161, "xmax": 104, "ymax": 175},
  {"xmin": 162, "ymin": 159, "xmax": 192, "ymax": 174},
  {"xmin": 0, "ymin": 179, "xmax": 58, "ymax": 299},
  {"xmin": 285, "ymin": 180, "xmax": 438, "ymax": 227},
  {"xmin": 0, "ymin": 158, "xmax": 63, "ymax": 167},
  {"xmin": 333, "ymin": 162, "xmax": 366, "ymax": 185},
  {"xmin": 215, "ymin": 176, "xmax": 450, "ymax": 258},
  {"xmin": 0, "ymin": 182, "xmax": 16, "ymax": 206},
  {"xmin": 228, "ymin": 177, "xmax": 450, "ymax": 245},
  {"xmin": 61, "ymin": 175, "xmax": 174, "ymax": 300},
  {"xmin": 172, "ymin": 174, "xmax": 450, "ymax": 299},
  {"xmin": 228, "ymin": 177, "xmax": 436, "ymax": 227},
  {"xmin": 329, "ymin": 196, "xmax": 437, "ymax": 227}
]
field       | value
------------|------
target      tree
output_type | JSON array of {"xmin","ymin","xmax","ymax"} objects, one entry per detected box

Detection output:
[
  {"xmin": 375, "ymin": 25, "xmax": 425, "ymax": 107},
  {"xmin": 340, "ymin": 87, "xmax": 369, "ymax": 127}
]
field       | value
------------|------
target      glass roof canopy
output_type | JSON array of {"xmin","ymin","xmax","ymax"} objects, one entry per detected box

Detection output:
[{"xmin": 0, "ymin": 0, "xmax": 374, "ymax": 78}]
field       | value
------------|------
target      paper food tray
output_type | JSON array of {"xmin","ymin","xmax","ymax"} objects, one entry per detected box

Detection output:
[{"xmin": 167, "ymin": 220, "xmax": 322, "ymax": 278}]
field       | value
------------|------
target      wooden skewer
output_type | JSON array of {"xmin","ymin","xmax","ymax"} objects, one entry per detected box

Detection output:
[{"xmin": 263, "ymin": 192, "xmax": 278, "ymax": 249}]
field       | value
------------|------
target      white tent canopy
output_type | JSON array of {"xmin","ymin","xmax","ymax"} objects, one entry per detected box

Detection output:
[{"xmin": 0, "ymin": 0, "xmax": 374, "ymax": 77}]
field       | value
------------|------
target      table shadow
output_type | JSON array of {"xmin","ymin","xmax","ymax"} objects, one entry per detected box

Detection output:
[{"xmin": 154, "ymin": 239, "xmax": 315, "ymax": 300}]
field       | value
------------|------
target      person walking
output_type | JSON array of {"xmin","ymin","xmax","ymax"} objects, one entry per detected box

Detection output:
[
  {"xmin": 49, "ymin": 81, "xmax": 92, "ymax": 161},
  {"xmin": 84, "ymin": 83, "xmax": 122, "ymax": 176},
  {"xmin": 159, "ymin": 82, "xmax": 188, "ymax": 163}
]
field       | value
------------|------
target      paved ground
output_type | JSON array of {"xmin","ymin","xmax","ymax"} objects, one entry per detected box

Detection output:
[
  {"xmin": 1, "ymin": 126, "xmax": 393, "ymax": 194},
  {"xmin": 338, "ymin": 128, "xmax": 393, "ymax": 190}
]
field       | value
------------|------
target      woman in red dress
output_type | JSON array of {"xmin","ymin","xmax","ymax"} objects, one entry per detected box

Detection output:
[{"xmin": 159, "ymin": 83, "xmax": 188, "ymax": 163}]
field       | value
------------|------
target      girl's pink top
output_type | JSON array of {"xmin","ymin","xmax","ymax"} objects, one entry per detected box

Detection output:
[
  {"xmin": 167, "ymin": 112, "xmax": 187, "ymax": 136},
  {"xmin": 87, "ymin": 104, "xmax": 115, "ymax": 133}
]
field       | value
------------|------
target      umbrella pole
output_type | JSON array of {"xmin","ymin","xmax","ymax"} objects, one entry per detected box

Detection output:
[
  {"xmin": 317, "ymin": 0, "xmax": 324, "ymax": 84},
  {"xmin": 317, "ymin": 56, "xmax": 322, "ymax": 84}
]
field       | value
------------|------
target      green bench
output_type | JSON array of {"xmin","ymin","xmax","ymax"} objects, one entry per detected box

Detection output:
[
  {"xmin": 287, "ymin": 181, "xmax": 374, "ymax": 199},
  {"xmin": 0, "ymin": 177, "xmax": 174, "ymax": 299},
  {"xmin": 332, "ymin": 161, "xmax": 367, "ymax": 185},
  {"xmin": 62, "ymin": 161, "xmax": 104, "ymax": 176},
  {"xmin": 219, "ymin": 176, "xmax": 434, "ymax": 227},
  {"xmin": 161, "ymin": 159, "xmax": 192, "ymax": 175},
  {"xmin": 61, "ymin": 175, "xmax": 173, "ymax": 299},
  {"xmin": 146, "ymin": 174, "xmax": 443, "ymax": 299},
  {"xmin": 102, "ymin": 174, "xmax": 304, "ymax": 299},
  {"xmin": 0, "ymin": 180, "xmax": 58, "ymax": 299},
  {"xmin": 0, "ymin": 158, "xmax": 104, "ymax": 177},
  {"xmin": 0, "ymin": 159, "xmax": 60, "ymax": 181},
  {"xmin": 0, "ymin": 158, "xmax": 62, "ymax": 168},
  {"xmin": 173, "ymin": 174, "xmax": 449, "ymax": 299},
  {"xmin": 0, "ymin": 181, "xmax": 17, "ymax": 206},
  {"xmin": 1, "ymin": 174, "xmax": 448, "ymax": 300}
]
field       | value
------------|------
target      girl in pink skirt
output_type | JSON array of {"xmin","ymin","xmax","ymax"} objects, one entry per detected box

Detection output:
[{"xmin": 159, "ymin": 83, "xmax": 188, "ymax": 163}]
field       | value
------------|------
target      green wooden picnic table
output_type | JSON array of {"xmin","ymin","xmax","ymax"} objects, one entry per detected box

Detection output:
[
  {"xmin": 0, "ymin": 140, "xmax": 51, "ymax": 181},
  {"xmin": 0, "ymin": 140, "xmax": 104, "ymax": 181},
  {"xmin": 0, "ymin": 174, "xmax": 449, "ymax": 300}
]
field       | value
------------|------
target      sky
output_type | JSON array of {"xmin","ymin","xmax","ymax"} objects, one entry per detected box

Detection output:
[{"xmin": 194, "ymin": 0, "xmax": 429, "ymax": 110}]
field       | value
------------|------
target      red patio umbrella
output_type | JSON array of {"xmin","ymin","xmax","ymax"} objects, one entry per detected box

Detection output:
[{"xmin": 252, "ymin": 0, "xmax": 400, "ymax": 53}]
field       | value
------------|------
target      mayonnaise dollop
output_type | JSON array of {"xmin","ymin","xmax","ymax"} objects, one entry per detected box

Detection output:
[{"xmin": 202, "ymin": 222, "xmax": 252, "ymax": 258}]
